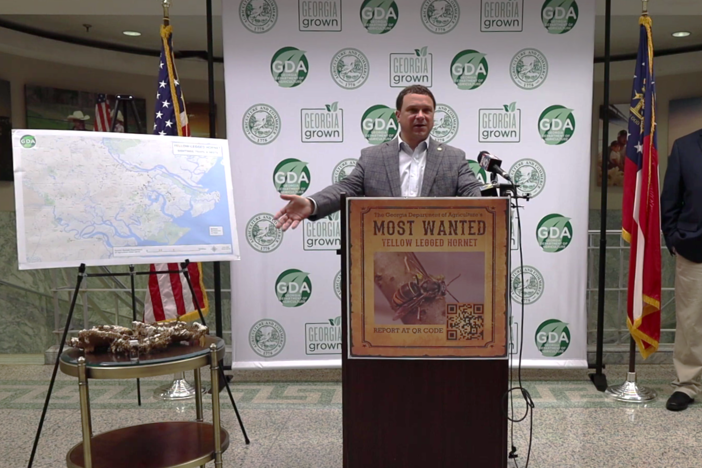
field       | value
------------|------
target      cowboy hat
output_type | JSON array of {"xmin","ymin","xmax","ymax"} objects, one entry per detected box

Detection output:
[{"xmin": 67, "ymin": 110, "xmax": 90, "ymax": 121}]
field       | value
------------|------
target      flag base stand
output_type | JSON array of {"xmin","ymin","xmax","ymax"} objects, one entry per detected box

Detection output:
[
  {"xmin": 154, "ymin": 371, "xmax": 208, "ymax": 401},
  {"xmin": 605, "ymin": 371, "xmax": 657, "ymax": 403}
]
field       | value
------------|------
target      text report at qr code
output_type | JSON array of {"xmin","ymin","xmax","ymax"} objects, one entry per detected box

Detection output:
[{"xmin": 446, "ymin": 304, "xmax": 484, "ymax": 341}]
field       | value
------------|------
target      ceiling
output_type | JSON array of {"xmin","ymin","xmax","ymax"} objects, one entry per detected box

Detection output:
[{"xmin": 0, "ymin": 0, "xmax": 701, "ymax": 80}]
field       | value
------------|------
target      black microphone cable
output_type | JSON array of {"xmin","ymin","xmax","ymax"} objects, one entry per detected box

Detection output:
[{"xmin": 503, "ymin": 196, "xmax": 535, "ymax": 468}]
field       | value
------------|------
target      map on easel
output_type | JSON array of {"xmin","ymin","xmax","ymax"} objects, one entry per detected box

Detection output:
[{"xmin": 12, "ymin": 130, "xmax": 240, "ymax": 269}]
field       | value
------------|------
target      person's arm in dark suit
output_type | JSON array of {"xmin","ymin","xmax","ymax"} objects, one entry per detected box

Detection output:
[
  {"xmin": 308, "ymin": 154, "xmax": 366, "ymax": 220},
  {"xmin": 457, "ymin": 154, "xmax": 483, "ymax": 197},
  {"xmin": 661, "ymin": 140, "xmax": 685, "ymax": 254}
]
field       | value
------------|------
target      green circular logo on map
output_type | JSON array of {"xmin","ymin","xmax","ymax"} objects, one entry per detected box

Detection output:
[
  {"xmin": 330, "ymin": 48, "xmax": 370, "ymax": 90},
  {"xmin": 511, "ymin": 266, "xmax": 544, "ymax": 305},
  {"xmin": 467, "ymin": 159, "xmax": 488, "ymax": 185},
  {"xmin": 510, "ymin": 49, "xmax": 548, "ymax": 90},
  {"xmin": 450, "ymin": 50, "xmax": 489, "ymax": 90},
  {"xmin": 242, "ymin": 104, "xmax": 281, "ymax": 145},
  {"xmin": 361, "ymin": 105, "xmax": 398, "ymax": 145},
  {"xmin": 239, "ymin": 0, "xmax": 278, "ymax": 33},
  {"xmin": 541, "ymin": 0, "xmax": 578, "ymax": 34},
  {"xmin": 20, "ymin": 135, "xmax": 36, "ymax": 149},
  {"xmin": 360, "ymin": 0, "xmax": 399, "ymax": 34},
  {"xmin": 275, "ymin": 269, "xmax": 312, "ymax": 307},
  {"xmin": 509, "ymin": 159, "xmax": 546, "ymax": 198},
  {"xmin": 332, "ymin": 159, "xmax": 357, "ymax": 184},
  {"xmin": 249, "ymin": 319, "xmax": 286, "ymax": 357},
  {"xmin": 535, "ymin": 319, "xmax": 571, "ymax": 357},
  {"xmin": 271, "ymin": 47, "xmax": 309, "ymax": 88},
  {"xmin": 273, "ymin": 158, "xmax": 311, "ymax": 195},
  {"xmin": 421, "ymin": 0, "xmax": 460, "ymax": 34},
  {"xmin": 334, "ymin": 270, "xmax": 342, "ymax": 300},
  {"xmin": 431, "ymin": 104, "xmax": 459, "ymax": 143},
  {"xmin": 538, "ymin": 105, "xmax": 575, "ymax": 145},
  {"xmin": 536, "ymin": 214, "xmax": 573, "ymax": 253},
  {"xmin": 245, "ymin": 213, "xmax": 283, "ymax": 253}
]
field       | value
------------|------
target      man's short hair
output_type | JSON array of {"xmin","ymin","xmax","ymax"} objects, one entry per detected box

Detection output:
[
  {"xmin": 618, "ymin": 130, "xmax": 627, "ymax": 136},
  {"xmin": 396, "ymin": 85, "xmax": 436, "ymax": 111}
]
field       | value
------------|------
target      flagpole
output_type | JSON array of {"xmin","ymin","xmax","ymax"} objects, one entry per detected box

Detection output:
[
  {"xmin": 589, "ymin": 0, "xmax": 611, "ymax": 393},
  {"xmin": 162, "ymin": 0, "xmax": 171, "ymax": 26},
  {"xmin": 604, "ymin": 0, "xmax": 657, "ymax": 404}
]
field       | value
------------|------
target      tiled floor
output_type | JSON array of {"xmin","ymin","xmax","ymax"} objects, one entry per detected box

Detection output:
[{"xmin": 2, "ymin": 364, "xmax": 700, "ymax": 467}]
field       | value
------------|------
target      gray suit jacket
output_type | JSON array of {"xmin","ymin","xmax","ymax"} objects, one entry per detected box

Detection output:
[{"xmin": 309, "ymin": 137, "xmax": 482, "ymax": 219}]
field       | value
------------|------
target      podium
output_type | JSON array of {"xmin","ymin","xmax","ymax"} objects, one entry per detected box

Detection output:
[{"xmin": 341, "ymin": 197, "xmax": 510, "ymax": 468}]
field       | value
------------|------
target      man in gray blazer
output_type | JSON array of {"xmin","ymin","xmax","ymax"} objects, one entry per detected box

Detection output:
[{"xmin": 274, "ymin": 85, "xmax": 482, "ymax": 230}]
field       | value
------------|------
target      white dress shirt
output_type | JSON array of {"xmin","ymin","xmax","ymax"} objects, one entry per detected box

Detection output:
[{"xmin": 398, "ymin": 134, "xmax": 429, "ymax": 197}]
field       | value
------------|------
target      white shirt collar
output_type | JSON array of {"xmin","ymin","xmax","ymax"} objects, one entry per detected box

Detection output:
[{"xmin": 398, "ymin": 134, "xmax": 430, "ymax": 155}]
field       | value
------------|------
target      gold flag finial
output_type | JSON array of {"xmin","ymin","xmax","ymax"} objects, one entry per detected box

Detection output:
[{"xmin": 163, "ymin": 0, "xmax": 171, "ymax": 24}]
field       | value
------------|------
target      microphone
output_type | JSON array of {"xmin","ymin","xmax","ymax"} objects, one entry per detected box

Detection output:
[{"xmin": 477, "ymin": 151, "xmax": 512, "ymax": 181}]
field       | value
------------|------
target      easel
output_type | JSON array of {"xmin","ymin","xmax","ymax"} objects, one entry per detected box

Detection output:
[{"xmin": 110, "ymin": 94, "xmax": 144, "ymax": 134}]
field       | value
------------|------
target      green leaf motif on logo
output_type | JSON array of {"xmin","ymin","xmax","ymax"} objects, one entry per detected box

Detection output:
[
  {"xmin": 271, "ymin": 47, "xmax": 309, "ymax": 88},
  {"xmin": 361, "ymin": 105, "xmax": 398, "ymax": 145},
  {"xmin": 541, "ymin": 0, "xmax": 579, "ymax": 35},
  {"xmin": 536, "ymin": 214, "xmax": 573, "ymax": 253},
  {"xmin": 450, "ymin": 50, "xmax": 489, "ymax": 90},
  {"xmin": 538, "ymin": 105, "xmax": 575, "ymax": 145},
  {"xmin": 535, "ymin": 319, "xmax": 571, "ymax": 357},
  {"xmin": 467, "ymin": 160, "xmax": 488, "ymax": 185},
  {"xmin": 360, "ymin": 0, "xmax": 399, "ymax": 35},
  {"xmin": 275, "ymin": 269, "xmax": 312, "ymax": 307},
  {"xmin": 273, "ymin": 159, "xmax": 311, "ymax": 195},
  {"xmin": 508, "ymin": 102, "xmax": 517, "ymax": 112}
]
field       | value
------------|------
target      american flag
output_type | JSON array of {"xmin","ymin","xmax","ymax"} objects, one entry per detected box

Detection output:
[
  {"xmin": 94, "ymin": 94, "xmax": 112, "ymax": 132},
  {"xmin": 144, "ymin": 24, "xmax": 207, "ymax": 324},
  {"xmin": 622, "ymin": 14, "xmax": 661, "ymax": 359}
]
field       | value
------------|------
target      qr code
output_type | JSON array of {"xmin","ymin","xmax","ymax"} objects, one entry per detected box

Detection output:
[{"xmin": 446, "ymin": 304, "xmax": 484, "ymax": 341}]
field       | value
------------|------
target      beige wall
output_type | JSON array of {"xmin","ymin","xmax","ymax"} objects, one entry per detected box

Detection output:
[
  {"xmin": 590, "ymin": 71, "xmax": 702, "ymax": 211},
  {"xmin": 0, "ymin": 51, "xmax": 226, "ymax": 211}
]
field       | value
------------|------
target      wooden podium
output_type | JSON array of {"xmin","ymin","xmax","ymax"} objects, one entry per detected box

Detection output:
[{"xmin": 341, "ymin": 197, "xmax": 509, "ymax": 468}]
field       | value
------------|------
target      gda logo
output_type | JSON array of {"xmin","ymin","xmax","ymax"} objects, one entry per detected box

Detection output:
[
  {"xmin": 239, "ymin": 0, "xmax": 278, "ymax": 34},
  {"xmin": 273, "ymin": 159, "xmax": 311, "ymax": 195},
  {"xmin": 20, "ymin": 135, "xmax": 36, "ymax": 149},
  {"xmin": 361, "ymin": 105, "xmax": 398, "ymax": 145},
  {"xmin": 511, "ymin": 266, "xmax": 544, "ymax": 305},
  {"xmin": 510, "ymin": 49, "xmax": 548, "ymax": 90},
  {"xmin": 535, "ymin": 319, "xmax": 571, "ymax": 357},
  {"xmin": 450, "ymin": 50, "xmax": 489, "ymax": 90},
  {"xmin": 509, "ymin": 159, "xmax": 546, "ymax": 198},
  {"xmin": 332, "ymin": 159, "xmax": 357, "ymax": 183},
  {"xmin": 330, "ymin": 48, "xmax": 370, "ymax": 89},
  {"xmin": 249, "ymin": 319, "xmax": 286, "ymax": 357},
  {"xmin": 467, "ymin": 160, "xmax": 488, "ymax": 185},
  {"xmin": 271, "ymin": 47, "xmax": 309, "ymax": 88},
  {"xmin": 245, "ymin": 213, "xmax": 284, "ymax": 253},
  {"xmin": 421, "ymin": 0, "xmax": 460, "ymax": 34},
  {"xmin": 431, "ymin": 104, "xmax": 459, "ymax": 144},
  {"xmin": 538, "ymin": 105, "xmax": 575, "ymax": 145},
  {"xmin": 242, "ymin": 104, "xmax": 281, "ymax": 145},
  {"xmin": 536, "ymin": 214, "xmax": 573, "ymax": 253},
  {"xmin": 275, "ymin": 269, "xmax": 312, "ymax": 307},
  {"xmin": 360, "ymin": 0, "xmax": 398, "ymax": 35},
  {"xmin": 541, "ymin": 0, "xmax": 578, "ymax": 34}
]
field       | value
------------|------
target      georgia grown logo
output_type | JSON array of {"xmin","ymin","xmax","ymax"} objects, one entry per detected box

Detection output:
[
  {"xmin": 305, "ymin": 316, "xmax": 342, "ymax": 355},
  {"xmin": 538, "ymin": 105, "xmax": 575, "ymax": 145},
  {"xmin": 273, "ymin": 159, "xmax": 311, "ymax": 195},
  {"xmin": 541, "ymin": 0, "xmax": 579, "ymax": 34},
  {"xmin": 270, "ymin": 47, "xmax": 309, "ymax": 88},
  {"xmin": 361, "ymin": 105, "xmax": 398, "ymax": 144},
  {"xmin": 390, "ymin": 46, "xmax": 433, "ymax": 88},
  {"xmin": 450, "ymin": 50, "xmax": 489, "ymax": 90},
  {"xmin": 479, "ymin": 101, "xmax": 520, "ymax": 143},
  {"xmin": 536, "ymin": 213, "xmax": 573, "ymax": 253},
  {"xmin": 275, "ymin": 269, "xmax": 312, "ymax": 307},
  {"xmin": 360, "ymin": 0, "xmax": 399, "ymax": 35},
  {"xmin": 301, "ymin": 102, "xmax": 343, "ymax": 143},
  {"xmin": 535, "ymin": 319, "xmax": 571, "ymax": 357}
]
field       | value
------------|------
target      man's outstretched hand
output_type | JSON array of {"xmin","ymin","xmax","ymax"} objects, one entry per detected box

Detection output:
[{"xmin": 274, "ymin": 194, "xmax": 314, "ymax": 231}]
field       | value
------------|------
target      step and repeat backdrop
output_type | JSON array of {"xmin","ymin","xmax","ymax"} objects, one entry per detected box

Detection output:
[{"xmin": 223, "ymin": 0, "xmax": 594, "ymax": 368}]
